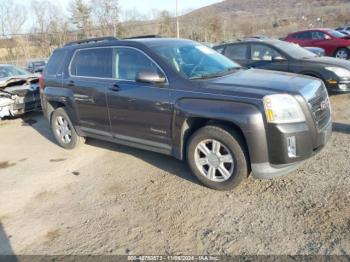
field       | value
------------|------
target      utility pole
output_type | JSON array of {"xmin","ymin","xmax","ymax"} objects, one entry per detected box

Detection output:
[{"xmin": 176, "ymin": 0, "xmax": 180, "ymax": 38}]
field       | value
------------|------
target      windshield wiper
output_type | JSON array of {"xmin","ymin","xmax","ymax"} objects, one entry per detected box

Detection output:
[{"xmin": 190, "ymin": 67, "xmax": 241, "ymax": 80}]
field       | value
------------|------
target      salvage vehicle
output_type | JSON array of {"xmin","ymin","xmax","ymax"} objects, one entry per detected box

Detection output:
[
  {"xmin": 214, "ymin": 39, "xmax": 350, "ymax": 93},
  {"xmin": 284, "ymin": 28, "xmax": 350, "ymax": 59},
  {"xmin": 41, "ymin": 37, "xmax": 332, "ymax": 190},
  {"xmin": 0, "ymin": 65, "xmax": 41, "ymax": 119}
]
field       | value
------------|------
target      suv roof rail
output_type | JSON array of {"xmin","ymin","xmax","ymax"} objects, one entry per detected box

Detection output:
[
  {"xmin": 124, "ymin": 35, "xmax": 162, "ymax": 40},
  {"xmin": 64, "ymin": 37, "xmax": 119, "ymax": 47}
]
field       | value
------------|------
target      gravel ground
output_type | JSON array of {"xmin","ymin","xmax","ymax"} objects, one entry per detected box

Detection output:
[{"xmin": 0, "ymin": 94, "xmax": 349, "ymax": 255}]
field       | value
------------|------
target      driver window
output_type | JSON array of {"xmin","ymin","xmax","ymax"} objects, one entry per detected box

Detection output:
[
  {"xmin": 251, "ymin": 44, "xmax": 283, "ymax": 61},
  {"xmin": 113, "ymin": 47, "xmax": 162, "ymax": 81},
  {"xmin": 312, "ymin": 31, "xmax": 327, "ymax": 40}
]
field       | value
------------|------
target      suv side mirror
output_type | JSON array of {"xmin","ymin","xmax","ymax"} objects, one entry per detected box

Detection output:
[{"xmin": 136, "ymin": 71, "xmax": 166, "ymax": 84}]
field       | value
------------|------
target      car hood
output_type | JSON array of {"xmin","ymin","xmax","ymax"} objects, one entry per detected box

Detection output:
[
  {"xmin": 0, "ymin": 74, "xmax": 39, "ymax": 88},
  {"xmin": 303, "ymin": 56, "xmax": 350, "ymax": 69},
  {"xmin": 201, "ymin": 68, "xmax": 319, "ymax": 99}
]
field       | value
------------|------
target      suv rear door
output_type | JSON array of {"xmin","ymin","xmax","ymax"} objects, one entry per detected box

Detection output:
[
  {"xmin": 67, "ymin": 47, "xmax": 112, "ymax": 133},
  {"xmin": 107, "ymin": 47, "xmax": 172, "ymax": 150}
]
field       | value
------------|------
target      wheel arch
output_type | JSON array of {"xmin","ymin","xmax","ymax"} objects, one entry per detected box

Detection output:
[{"xmin": 172, "ymin": 99, "xmax": 269, "ymax": 166}]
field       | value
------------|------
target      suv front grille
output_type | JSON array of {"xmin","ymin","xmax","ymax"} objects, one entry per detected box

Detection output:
[{"xmin": 307, "ymin": 86, "xmax": 331, "ymax": 130}]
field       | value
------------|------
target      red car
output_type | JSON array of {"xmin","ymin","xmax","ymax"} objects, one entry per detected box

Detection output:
[{"xmin": 284, "ymin": 28, "xmax": 350, "ymax": 59}]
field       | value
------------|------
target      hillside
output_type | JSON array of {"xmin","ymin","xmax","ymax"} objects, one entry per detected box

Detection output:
[
  {"xmin": 177, "ymin": 0, "xmax": 350, "ymax": 42},
  {"xmin": 186, "ymin": 0, "xmax": 349, "ymax": 18}
]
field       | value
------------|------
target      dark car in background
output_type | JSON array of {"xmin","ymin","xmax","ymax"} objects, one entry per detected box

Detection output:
[
  {"xmin": 214, "ymin": 39, "xmax": 350, "ymax": 93},
  {"xmin": 40, "ymin": 37, "xmax": 331, "ymax": 190},
  {"xmin": 26, "ymin": 60, "xmax": 47, "ymax": 73},
  {"xmin": 284, "ymin": 28, "xmax": 350, "ymax": 59}
]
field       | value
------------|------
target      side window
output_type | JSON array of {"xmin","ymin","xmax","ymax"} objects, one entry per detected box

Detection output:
[
  {"xmin": 225, "ymin": 44, "xmax": 247, "ymax": 60},
  {"xmin": 46, "ymin": 50, "xmax": 68, "ymax": 76},
  {"xmin": 294, "ymin": 32, "xmax": 312, "ymax": 39},
  {"xmin": 311, "ymin": 31, "xmax": 327, "ymax": 40},
  {"xmin": 114, "ymin": 47, "xmax": 164, "ymax": 81},
  {"xmin": 251, "ymin": 44, "xmax": 283, "ymax": 61},
  {"xmin": 70, "ymin": 48, "xmax": 112, "ymax": 78}
]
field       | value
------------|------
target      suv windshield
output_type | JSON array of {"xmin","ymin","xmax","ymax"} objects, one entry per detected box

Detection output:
[
  {"xmin": 150, "ymin": 42, "xmax": 241, "ymax": 80},
  {"xmin": 0, "ymin": 66, "xmax": 30, "ymax": 78},
  {"xmin": 273, "ymin": 41, "xmax": 316, "ymax": 59}
]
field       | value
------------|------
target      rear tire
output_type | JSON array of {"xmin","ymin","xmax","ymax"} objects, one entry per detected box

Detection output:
[
  {"xmin": 187, "ymin": 125, "xmax": 249, "ymax": 191},
  {"xmin": 51, "ymin": 108, "xmax": 85, "ymax": 149},
  {"xmin": 334, "ymin": 48, "xmax": 350, "ymax": 60}
]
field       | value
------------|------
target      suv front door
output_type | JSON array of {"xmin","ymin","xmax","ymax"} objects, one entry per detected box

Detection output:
[{"xmin": 107, "ymin": 47, "xmax": 172, "ymax": 150}]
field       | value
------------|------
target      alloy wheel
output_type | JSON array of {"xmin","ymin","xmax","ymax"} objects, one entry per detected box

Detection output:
[
  {"xmin": 55, "ymin": 116, "xmax": 72, "ymax": 144},
  {"xmin": 194, "ymin": 139, "xmax": 235, "ymax": 182}
]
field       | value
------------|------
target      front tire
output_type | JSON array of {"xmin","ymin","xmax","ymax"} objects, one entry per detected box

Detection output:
[
  {"xmin": 51, "ymin": 108, "xmax": 85, "ymax": 149},
  {"xmin": 334, "ymin": 48, "xmax": 350, "ymax": 60},
  {"xmin": 187, "ymin": 125, "xmax": 249, "ymax": 191}
]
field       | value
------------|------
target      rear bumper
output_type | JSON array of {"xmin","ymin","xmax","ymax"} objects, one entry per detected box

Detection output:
[{"xmin": 251, "ymin": 121, "xmax": 332, "ymax": 179}]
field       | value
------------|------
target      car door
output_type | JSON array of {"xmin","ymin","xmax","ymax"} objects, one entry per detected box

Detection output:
[
  {"xmin": 247, "ymin": 43, "xmax": 289, "ymax": 72},
  {"xmin": 107, "ymin": 47, "xmax": 172, "ymax": 148},
  {"xmin": 66, "ymin": 47, "xmax": 112, "ymax": 133},
  {"xmin": 291, "ymin": 31, "xmax": 313, "ymax": 46},
  {"xmin": 223, "ymin": 44, "xmax": 249, "ymax": 66},
  {"xmin": 309, "ymin": 31, "xmax": 333, "ymax": 54}
]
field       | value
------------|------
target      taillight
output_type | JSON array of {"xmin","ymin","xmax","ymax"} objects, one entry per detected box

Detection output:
[{"xmin": 39, "ymin": 74, "xmax": 46, "ymax": 89}]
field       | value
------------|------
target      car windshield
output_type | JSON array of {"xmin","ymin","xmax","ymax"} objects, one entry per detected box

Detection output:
[
  {"xmin": 0, "ymin": 66, "xmax": 30, "ymax": 78},
  {"xmin": 150, "ymin": 42, "xmax": 241, "ymax": 80},
  {"xmin": 327, "ymin": 30, "xmax": 346, "ymax": 38},
  {"xmin": 273, "ymin": 41, "xmax": 317, "ymax": 59}
]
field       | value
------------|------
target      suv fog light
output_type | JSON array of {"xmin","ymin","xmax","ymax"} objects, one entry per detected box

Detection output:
[{"xmin": 287, "ymin": 136, "xmax": 297, "ymax": 158}]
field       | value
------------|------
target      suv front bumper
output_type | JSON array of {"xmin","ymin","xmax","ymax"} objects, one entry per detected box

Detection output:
[{"xmin": 251, "ymin": 121, "xmax": 332, "ymax": 180}]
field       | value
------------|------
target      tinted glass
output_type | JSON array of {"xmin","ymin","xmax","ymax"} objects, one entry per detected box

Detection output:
[
  {"xmin": 114, "ymin": 47, "xmax": 162, "ymax": 81},
  {"xmin": 294, "ymin": 32, "xmax": 312, "ymax": 39},
  {"xmin": 71, "ymin": 48, "xmax": 112, "ymax": 78},
  {"xmin": 46, "ymin": 50, "xmax": 68, "ymax": 76},
  {"xmin": 151, "ymin": 42, "xmax": 241, "ymax": 80},
  {"xmin": 225, "ymin": 44, "xmax": 247, "ymax": 60},
  {"xmin": 0, "ymin": 66, "xmax": 29, "ymax": 78},
  {"xmin": 251, "ymin": 44, "xmax": 283, "ymax": 61}
]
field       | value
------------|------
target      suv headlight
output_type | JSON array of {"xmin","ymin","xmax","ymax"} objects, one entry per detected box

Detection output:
[
  {"xmin": 263, "ymin": 94, "xmax": 305, "ymax": 124},
  {"xmin": 325, "ymin": 67, "xmax": 350, "ymax": 78}
]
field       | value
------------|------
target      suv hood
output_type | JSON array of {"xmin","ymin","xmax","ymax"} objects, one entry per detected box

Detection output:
[{"xmin": 201, "ymin": 68, "xmax": 319, "ymax": 99}]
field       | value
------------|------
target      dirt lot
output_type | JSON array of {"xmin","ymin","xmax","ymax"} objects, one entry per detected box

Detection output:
[{"xmin": 0, "ymin": 94, "xmax": 349, "ymax": 256}]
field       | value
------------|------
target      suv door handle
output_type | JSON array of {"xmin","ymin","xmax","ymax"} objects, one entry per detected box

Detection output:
[{"xmin": 109, "ymin": 84, "xmax": 120, "ymax": 92}]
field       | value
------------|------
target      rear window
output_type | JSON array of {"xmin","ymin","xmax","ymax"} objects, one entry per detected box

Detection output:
[
  {"xmin": 46, "ymin": 50, "xmax": 68, "ymax": 76},
  {"xmin": 225, "ymin": 44, "xmax": 247, "ymax": 60},
  {"xmin": 70, "ymin": 48, "xmax": 112, "ymax": 78}
]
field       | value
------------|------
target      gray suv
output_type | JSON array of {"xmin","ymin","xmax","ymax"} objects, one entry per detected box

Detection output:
[{"xmin": 40, "ymin": 37, "xmax": 332, "ymax": 190}]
